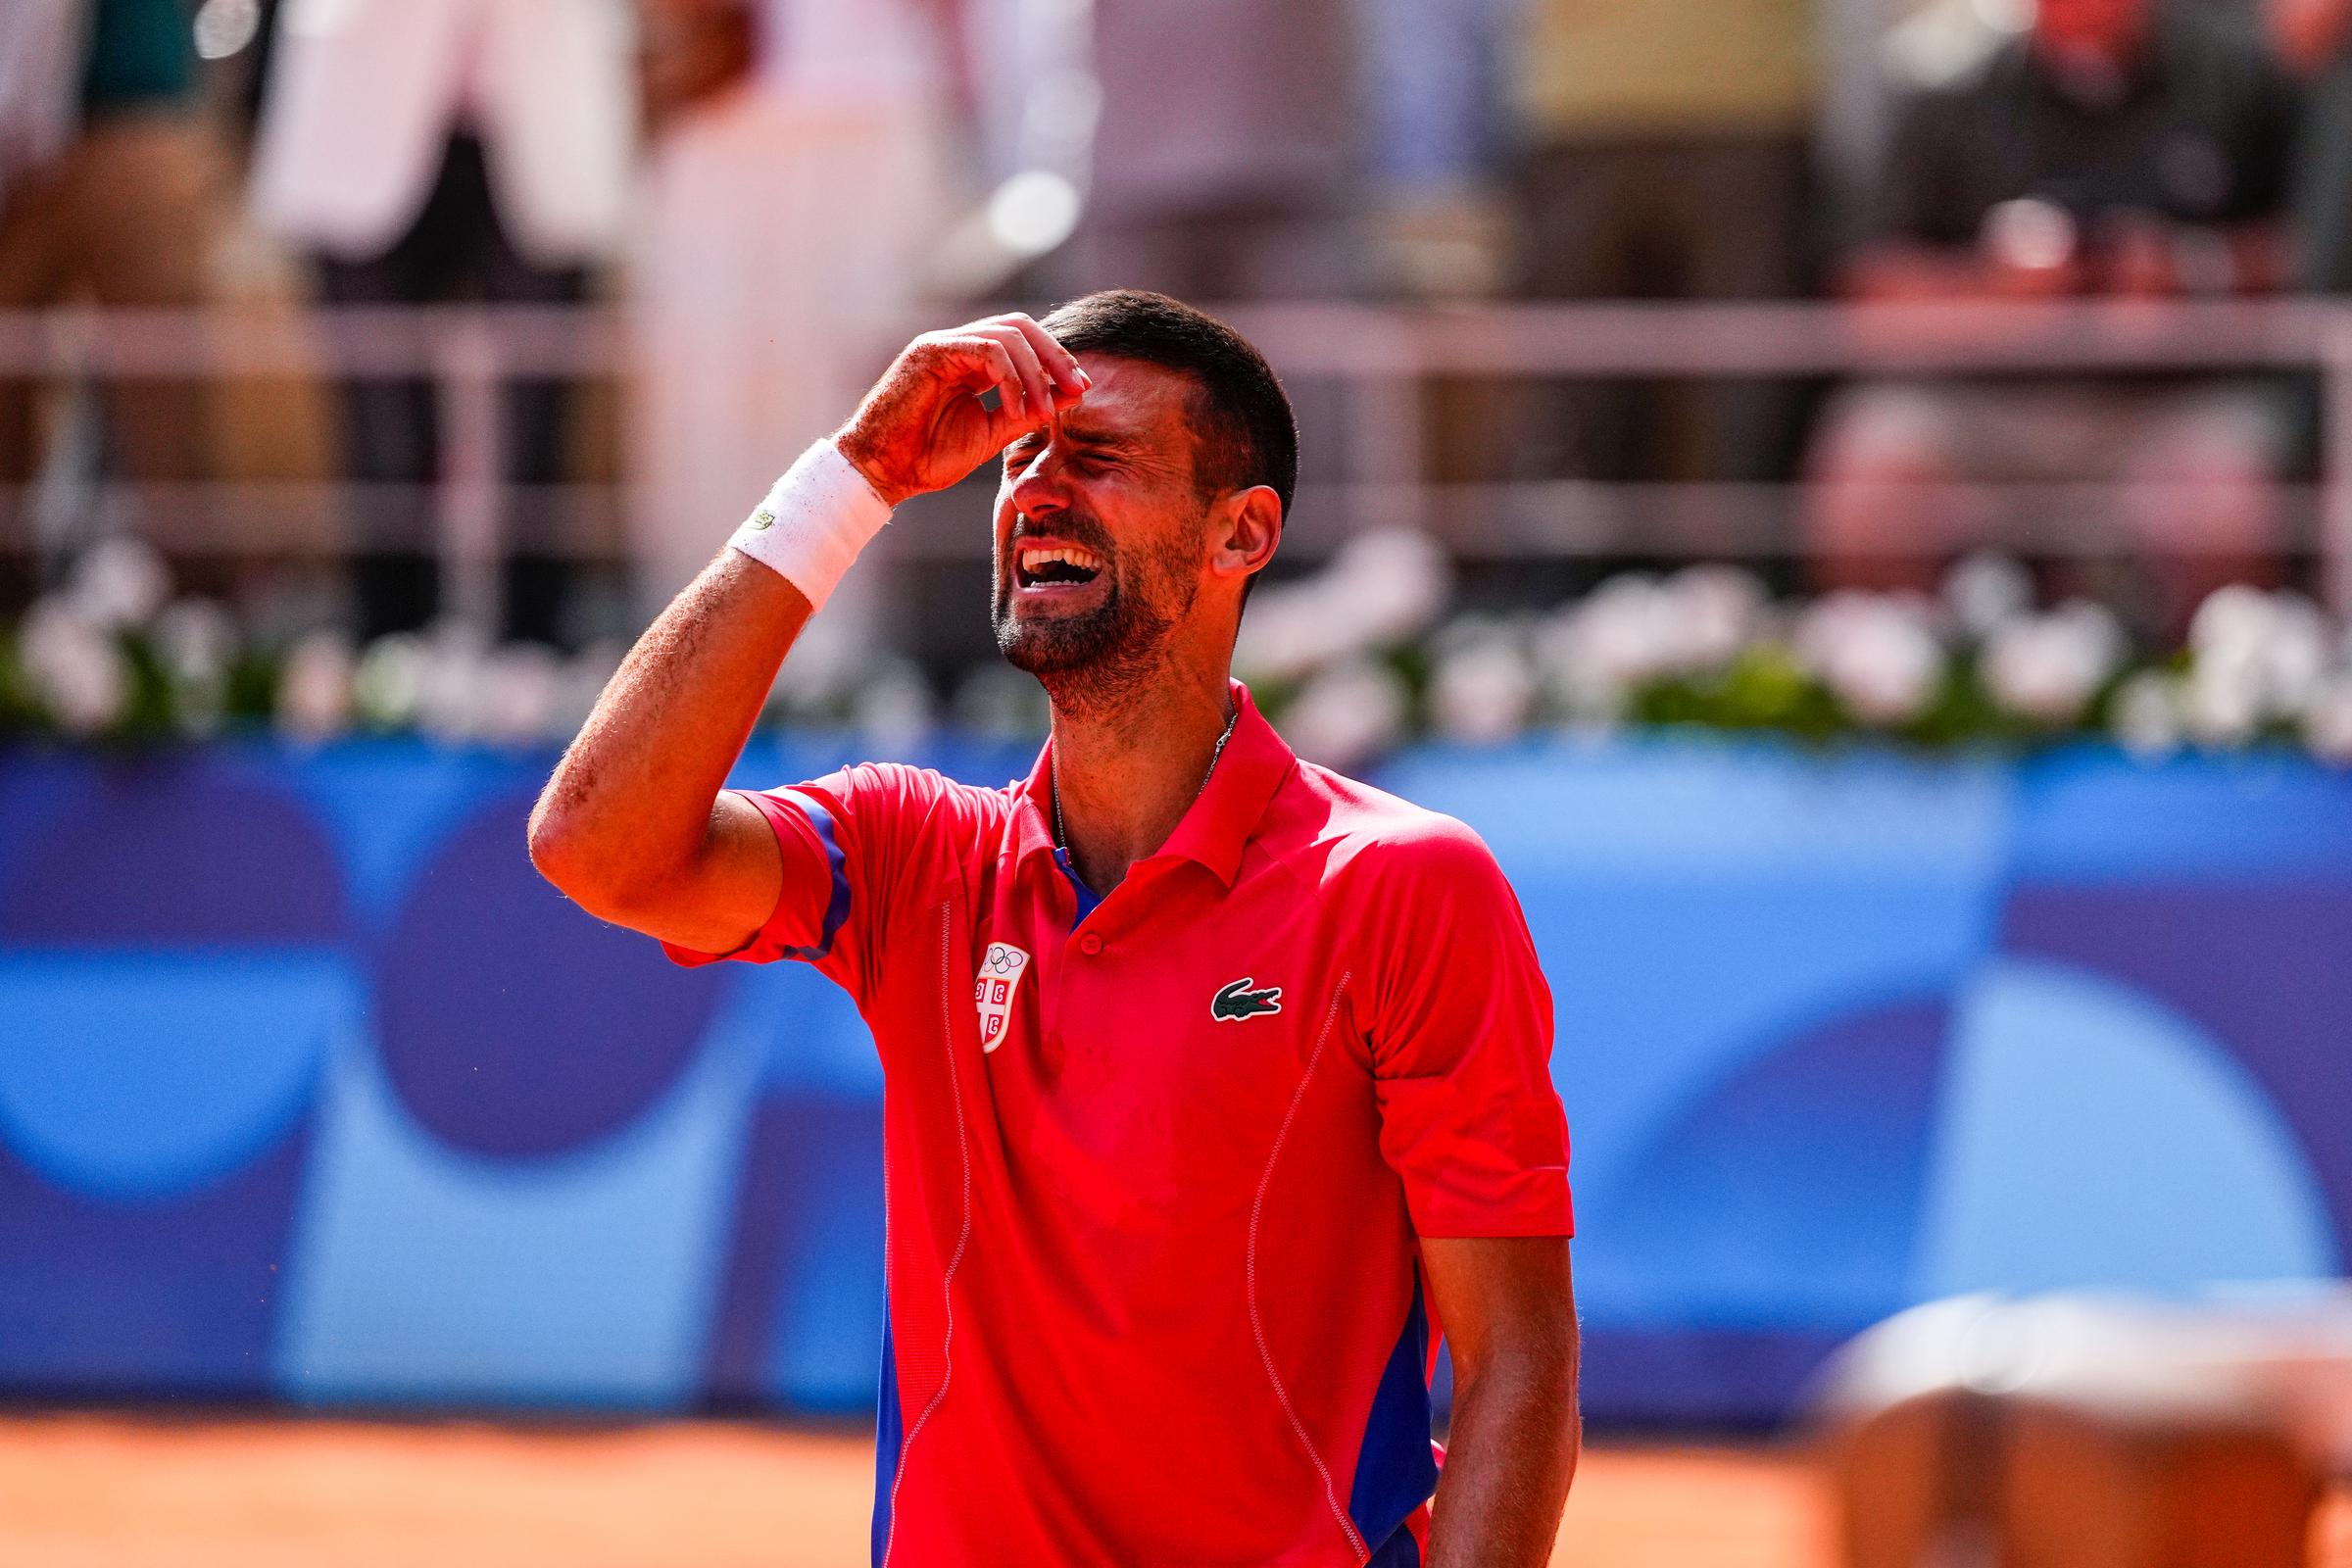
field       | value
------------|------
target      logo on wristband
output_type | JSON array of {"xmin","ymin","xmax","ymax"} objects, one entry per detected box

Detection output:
[{"xmin": 750, "ymin": 510, "xmax": 776, "ymax": 530}]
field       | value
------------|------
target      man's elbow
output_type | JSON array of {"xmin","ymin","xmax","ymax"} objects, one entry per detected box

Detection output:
[{"xmin": 526, "ymin": 801, "xmax": 636, "ymax": 919}]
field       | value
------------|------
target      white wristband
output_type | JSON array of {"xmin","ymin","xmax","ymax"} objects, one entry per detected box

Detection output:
[{"xmin": 728, "ymin": 440, "xmax": 894, "ymax": 611}]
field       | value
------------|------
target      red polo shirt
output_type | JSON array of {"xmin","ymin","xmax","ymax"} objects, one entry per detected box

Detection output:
[{"xmin": 668, "ymin": 681, "xmax": 1571, "ymax": 1568}]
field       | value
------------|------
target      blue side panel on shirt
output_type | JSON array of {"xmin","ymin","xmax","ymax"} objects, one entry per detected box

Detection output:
[
  {"xmin": 1054, "ymin": 846, "xmax": 1102, "ymax": 929},
  {"xmin": 871, "ymin": 1300, "xmax": 905, "ymax": 1567},
  {"xmin": 777, "ymin": 790, "xmax": 851, "ymax": 962},
  {"xmin": 1366, "ymin": 1524, "xmax": 1423, "ymax": 1568},
  {"xmin": 1349, "ymin": 1272, "xmax": 1440, "ymax": 1552}
]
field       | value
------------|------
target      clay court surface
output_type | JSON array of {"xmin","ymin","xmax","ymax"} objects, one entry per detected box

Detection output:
[{"xmin": 0, "ymin": 1415, "xmax": 1836, "ymax": 1567}]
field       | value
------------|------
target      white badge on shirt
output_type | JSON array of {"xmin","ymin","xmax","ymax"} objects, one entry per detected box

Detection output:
[{"xmin": 974, "ymin": 942, "xmax": 1032, "ymax": 1053}]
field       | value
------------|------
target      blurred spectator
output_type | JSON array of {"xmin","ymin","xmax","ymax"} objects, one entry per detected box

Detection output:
[
  {"xmin": 249, "ymin": 0, "xmax": 637, "ymax": 647},
  {"xmin": 1506, "ymin": 0, "xmax": 1817, "ymax": 482},
  {"xmin": 0, "ymin": 0, "xmax": 226, "ymax": 601},
  {"xmin": 1805, "ymin": 0, "xmax": 2299, "ymax": 630},
  {"xmin": 1075, "ymin": 0, "xmax": 1359, "ymax": 299},
  {"xmin": 1361, "ymin": 0, "xmax": 1515, "ymax": 299},
  {"xmin": 2279, "ymin": 0, "xmax": 2352, "ymax": 290},
  {"xmin": 630, "ymin": 0, "xmax": 949, "ymax": 671}
]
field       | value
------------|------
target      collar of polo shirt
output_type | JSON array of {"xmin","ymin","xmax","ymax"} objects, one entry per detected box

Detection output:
[{"xmin": 1010, "ymin": 679, "xmax": 1298, "ymax": 888}]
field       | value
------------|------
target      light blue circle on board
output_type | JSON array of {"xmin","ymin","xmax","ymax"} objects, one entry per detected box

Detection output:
[
  {"xmin": 1915, "ymin": 956, "xmax": 2339, "ymax": 1298},
  {"xmin": 0, "ymin": 953, "xmax": 349, "ymax": 1200}
]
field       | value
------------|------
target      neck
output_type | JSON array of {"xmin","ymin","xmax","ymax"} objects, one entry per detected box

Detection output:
[{"xmin": 1049, "ymin": 661, "xmax": 1236, "ymax": 895}]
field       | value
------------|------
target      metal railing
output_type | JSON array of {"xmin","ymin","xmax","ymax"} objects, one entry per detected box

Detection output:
[{"xmin": 3, "ymin": 298, "xmax": 2348, "ymax": 622}]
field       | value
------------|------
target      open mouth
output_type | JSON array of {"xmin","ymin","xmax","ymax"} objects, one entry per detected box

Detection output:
[{"xmin": 1013, "ymin": 544, "xmax": 1105, "ymax": 592}]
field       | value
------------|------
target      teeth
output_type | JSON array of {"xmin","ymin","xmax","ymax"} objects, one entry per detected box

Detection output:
[{"xmin": 1018, "ymin": 545, "xmax": 1103, "ymax": 575}]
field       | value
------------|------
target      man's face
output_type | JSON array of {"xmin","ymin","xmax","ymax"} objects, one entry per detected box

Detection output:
[
  {"xmin": 991, "ymin": 356, "xmax": 1220, "ymax": 698},
  {"xmin": 2034, "ymin": 0, "xmax": 2151, "ymax": 63}
]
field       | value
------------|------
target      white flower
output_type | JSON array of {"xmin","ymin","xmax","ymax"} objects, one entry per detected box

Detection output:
[
  {"xmin": 553, "ymin": 642, "xmax": 625, "ymax": 736},
  {"xmin": 2111, "ymin": 670, "xmax": 2184, "ymax": 758},
  {"xmin": 1235, "ymin": 529, "xmax": 1452, "ymax": 681},
  {"xmin": 152, "ymin": 599, "xmax": 237, "ymax": 683},
  {"xmin": 275, "ymin": 631, "xmax": 356, "ymax": 742},
  {"xmin": 153, "ymin": 597, "xmax": 239, "ymax": 735},
  {"xmin": 2303, "ymin": 675, "xmax": 2352, "ymax": 764},
  {"xmin": 2182, "ymin": 647, "xmax": 2265, "ymax": 747},
  {"xmin": 1536, "ymin": 574, "xmax": 1674, "ymax": 717},
  {"xmin": 2183, "ymin": 656, "xmax": 2262, "ymax": 748},
  {"xmin": 1794, "ymin": 591, "xmax": 1947, "ymax": 726},
  {"xmin": 1658, "ymin": 564, "xmax": 1768, "ymax": 671},
  {"xmin": 1232, "ymin": 595, "xmax": 1334, "ymax": 684},
  {"xmin": 2187, "ymin": 584, "xmax": 2276, "ymax": 657},
  {"xmin": 952, "ymin": 663, "xmax": 1051, "ymax": 737},
  {"xmin": 2258, "ymin": 594, "xmax": 2328, "ymax": 715},
  {"xmin": 1283, "ymin": 658, "xmax": 1409, "ymax": 772},
  {"xmin": 65, "ymin": 537, "xmax": 172, "ymax": 629},
  {"xmin": 1944, "ymin": 553, "xmax": 2034, "ymax": 639},
  {"xmin": 1430, "ymin": 636, "xmax": 1536, "ymax": 744},
  {"xmin": 1325, "ymin": 528, "xmax": 1451, "ymax": 647},
  {"xmin": 1980, "ymin": 600, "xmax": 2125, "ymax": 725},
  {"xmin": 2182, "ymin": 586, "xmax": 2326, "ymax": 729},
  {"xmin": 353, "ymin": 633, "xmax": 426, "ymax": 729},
  {"xmin": 19, "ymin": 598, "xmax": 125, "ymax": 735},
  {"xmin": 473, "ymin": 645, "xmax": 564, "ymax": 747},
  {"xmin": 853, "ymin": 660, "xmax": 935, "ymax": 755},
  {"xmin": 416, "ymin": 623, "xmax": 493, "ymax": 741}
]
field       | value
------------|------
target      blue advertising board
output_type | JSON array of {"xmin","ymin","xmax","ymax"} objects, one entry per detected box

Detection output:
[{"xmin": 1, "ymin": 735, "xmax": 2344, "ymax": 1424}]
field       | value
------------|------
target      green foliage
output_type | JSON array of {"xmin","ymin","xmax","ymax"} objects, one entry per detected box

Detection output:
[{"xmin": 1634, "ymin": 644, "xmax": 1843, "ymax": 743}]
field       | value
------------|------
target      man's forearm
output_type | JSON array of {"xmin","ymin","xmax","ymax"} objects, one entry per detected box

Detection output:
[
  {"xmin": 1424, "ymin": 1348, "xmax": 1581, "ymax": 1568},
  {"xmin": 527, "ymin": 552, "xmax": 809, "ymax": 921},
  {"xmin": 528, "ymin": 312, "xmax": 1082, "ymax": 946}
]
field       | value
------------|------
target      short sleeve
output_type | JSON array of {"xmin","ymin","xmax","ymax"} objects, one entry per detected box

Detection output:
[
  {"xmin": 661, "ymin": 761, "xmax": 951, "ymax": 1005},
  {"xmin": 1360, "ymin": 820, "xmax": 1573, "ymax": 1240}
]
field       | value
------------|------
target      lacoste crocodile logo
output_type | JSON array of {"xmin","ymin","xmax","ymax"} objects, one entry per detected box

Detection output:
[
  {"xmin": 1210, "ymin": 977, "xmax": 1283, "ymax": 1022},
  {"xmin": 749, "ymin": 509, "xmax": 776, "ymax": 530}
]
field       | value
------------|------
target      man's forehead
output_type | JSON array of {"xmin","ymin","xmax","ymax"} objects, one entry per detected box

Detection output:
[{"xmin": 1062, "ymin": 353, "xmax": 1200, "ymax": 432}]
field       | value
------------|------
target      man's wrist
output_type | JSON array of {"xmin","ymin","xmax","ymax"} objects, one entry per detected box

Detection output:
[
  {"xmin": 832, "ymin": 427, "xmax": 916, "ymax": 509},
  {"xmin": 727, "ymin": 440, "xmax": 894, "ymax": 611}
]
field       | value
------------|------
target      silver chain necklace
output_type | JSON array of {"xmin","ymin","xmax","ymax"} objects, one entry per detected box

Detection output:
[{"xmin": 1054, "ymin": 706, "xmax": 1240, "ymax": 856}]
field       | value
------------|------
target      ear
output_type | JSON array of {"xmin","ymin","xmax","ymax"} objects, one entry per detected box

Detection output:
[{"xmin": 1208, "ymin": 485, "xmax": 1282, "ymax": 586}]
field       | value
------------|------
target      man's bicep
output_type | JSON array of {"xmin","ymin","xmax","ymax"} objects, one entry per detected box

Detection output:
[{"xmin": 622, "ymin": 788, "xmax": 786, "ymax": 956}]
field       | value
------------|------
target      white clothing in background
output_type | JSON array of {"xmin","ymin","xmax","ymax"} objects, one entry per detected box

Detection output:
[
  {"xmin": 630, "ymin": 3, "xmax": 950, "ymax": 659},
  {"xmin": 0, "ymin": 0, "xmax": 86, "ymax": 211},
  {"xmin": 249, "ymin": 0, "xmax": 636, "ymax": 267}
]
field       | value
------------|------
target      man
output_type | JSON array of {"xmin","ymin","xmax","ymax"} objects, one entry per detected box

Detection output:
[
  {"xmin": 249, "ymin": 0, "xmax": 637, "ymax": 645},
  {"xmin": 1507, "ymin": 0, "xmax": 1814, "ymax": 484},
  {"xmin": 528, "ymin": 291, "xmax": 1579, "ymax": 1566},
  {"xmin": 0, "ymin": 0, "xmax": 225, "ymax": 607},
  {"xmin": 1803, "ymin": 0, "xmax": 2299, "ymax": 631}
]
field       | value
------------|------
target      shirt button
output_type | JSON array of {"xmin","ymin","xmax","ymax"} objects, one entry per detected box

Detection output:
[{"xmin": 1078, "ymin": 932, "xmax": 1103, "ymax": 956}]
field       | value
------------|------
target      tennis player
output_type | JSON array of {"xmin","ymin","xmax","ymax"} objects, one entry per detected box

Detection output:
[{"xmin": 530, "ymin": 291, "xmax": 1578, "ymax": 1567}]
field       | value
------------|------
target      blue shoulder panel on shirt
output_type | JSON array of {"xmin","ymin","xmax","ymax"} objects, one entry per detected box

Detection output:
[{"xmin": 775, "ymin": 790, "xmax": 851, "ymax": 962}]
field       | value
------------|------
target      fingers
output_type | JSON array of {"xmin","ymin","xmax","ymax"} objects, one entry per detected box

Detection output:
[
  {"xmin": 1002, "ymin": 314, "xmax": 1089, "ymax": 398},
  {"xmin": 944, "ymin": 313, "xmax": 1088, "ymax": 423},
  {"xmin": 929, "ymin": 333, "xmax": 1050, "ymax": 454},
  {"xmin": 987, "ymin": 323, "xmax": 1058, "ymax": 428}
]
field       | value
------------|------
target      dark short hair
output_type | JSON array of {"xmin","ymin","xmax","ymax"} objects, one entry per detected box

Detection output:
[{"xmin": 1038, "ymin": 290, "xmax": 1298, "ymax": 518}]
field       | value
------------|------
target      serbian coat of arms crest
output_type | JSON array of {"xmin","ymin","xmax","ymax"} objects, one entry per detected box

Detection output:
[{"xmin": 974, "ymin": 942, "xmax": 1032, "ymax": 1052}]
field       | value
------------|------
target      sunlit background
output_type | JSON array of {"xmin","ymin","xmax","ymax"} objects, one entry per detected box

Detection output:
[{"xmin": 7, "ymin": 0, "xmax": 2352, "ymax": 1562}]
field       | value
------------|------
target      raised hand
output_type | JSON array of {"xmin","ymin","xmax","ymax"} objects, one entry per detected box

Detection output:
[{"xmin": 834, "ymin": 313, "xmax": 1091, "ymax": 507}]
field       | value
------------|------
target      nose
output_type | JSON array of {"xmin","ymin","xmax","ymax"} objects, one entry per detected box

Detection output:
[{"xmin": 1008, "ymin": 447, "xmax": 1068, "ymax": 520}]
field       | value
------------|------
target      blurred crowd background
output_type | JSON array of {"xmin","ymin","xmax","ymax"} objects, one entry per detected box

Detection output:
[{"xmin": 10, "ymin": 0, "xmax": 2352, "ymax": 752}]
